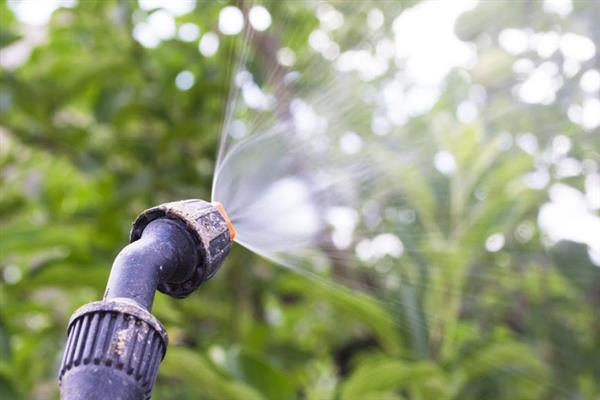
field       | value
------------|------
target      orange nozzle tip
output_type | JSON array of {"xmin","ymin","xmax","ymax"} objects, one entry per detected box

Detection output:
[{"xmin": 212, "ymin": 201, "xmax": 236, "ymax": 241}]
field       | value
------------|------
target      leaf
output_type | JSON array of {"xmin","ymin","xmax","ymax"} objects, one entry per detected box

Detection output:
[
  {"xmin": 225, "ymin": 346, "xmax": 296, "ymax": 400},
  {"xmin": 297, "ymin": 275, "xmax": 405, "ymax": 355},
  {"xmin": 159, "ymin": 346, "xmax": 265, "ymax": 400},
  {"xmin": 456, "ymin": 341, "xmax": 550, "ymax": 399},
  {"xmin": 0, "ymin": 30, "xmax": 21, "ymax": 49},
  {"xmin": 339, "ymin": 359, "xmax": 447, "ymax": 400}
]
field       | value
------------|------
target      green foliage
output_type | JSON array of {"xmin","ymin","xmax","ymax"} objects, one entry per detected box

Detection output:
[{"xmin": 1, "ymin": 1, "xmax": 599, "ymax": 399}]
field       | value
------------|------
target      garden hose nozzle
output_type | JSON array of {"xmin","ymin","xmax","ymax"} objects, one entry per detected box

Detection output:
[{"xmin": 58, "ymin": 199, "xmax": 235, "ymax": 400}]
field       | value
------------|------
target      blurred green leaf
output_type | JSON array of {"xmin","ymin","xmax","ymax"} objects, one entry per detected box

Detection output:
[
  {"xmin": 225, "ymin": 346, "xmax": 296, "ymax": 400},
  {"xmin": 340, "ymin": 359, "xmax": 447, "ymax": 400},
  {"xmin": 160, "ymin": 347, "xmax": 265, "ymax": 400}
]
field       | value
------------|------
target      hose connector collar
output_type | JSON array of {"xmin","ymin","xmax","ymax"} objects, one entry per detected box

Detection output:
[{"xmin": 130, "ymin": 199, "xmax": 233, "ymax": 298}]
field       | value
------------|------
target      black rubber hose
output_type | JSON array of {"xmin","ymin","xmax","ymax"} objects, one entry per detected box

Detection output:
[{"xmin": 103, "ymin": 218, "xmax": 198, "ymax": 310}]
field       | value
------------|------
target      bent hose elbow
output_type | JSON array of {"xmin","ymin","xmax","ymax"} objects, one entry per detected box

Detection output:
[{"xmin": 59, "ymin": 199, "xmax": 235, "ymax": 400}]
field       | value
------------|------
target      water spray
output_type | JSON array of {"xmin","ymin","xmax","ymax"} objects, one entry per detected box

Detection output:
[{"xmin": 58, "ymin": 199, "xmax": 236, "ymax": 400}]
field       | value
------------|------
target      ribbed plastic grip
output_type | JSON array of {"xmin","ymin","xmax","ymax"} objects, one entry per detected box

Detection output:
[{"xmin": 59, "ymin": 299, "xmax": 168, "ymax": 400}]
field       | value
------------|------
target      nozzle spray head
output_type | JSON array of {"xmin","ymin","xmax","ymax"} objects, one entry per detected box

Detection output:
[
  {"xmin": 212, "ymin": 201, "xmax": 236, "ymax": 240},
  {"xmin": 130, "ymin": 199, "xmax": 234, "ymax": 298}
]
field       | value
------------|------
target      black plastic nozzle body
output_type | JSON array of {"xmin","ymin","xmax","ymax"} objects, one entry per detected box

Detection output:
[{"xmin": 59, "ymin": 200, "xmax": 233, "ymax": 400}]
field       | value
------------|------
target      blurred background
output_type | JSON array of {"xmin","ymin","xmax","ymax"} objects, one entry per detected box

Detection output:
[{"xmin": 1, "ymin": 0, "xmax": 599, "ymax": 399}]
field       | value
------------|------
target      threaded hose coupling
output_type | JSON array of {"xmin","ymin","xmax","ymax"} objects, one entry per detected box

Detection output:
[{"xmin": 59, "ymin": 299, "xmax": 167, "ymax": 400}]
